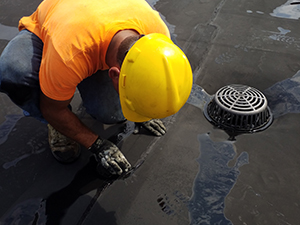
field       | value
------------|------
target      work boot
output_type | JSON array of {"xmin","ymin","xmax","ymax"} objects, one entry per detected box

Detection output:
[{"xmin": 47, "ymin": 124, "xmax": 81, "ymax": 163}]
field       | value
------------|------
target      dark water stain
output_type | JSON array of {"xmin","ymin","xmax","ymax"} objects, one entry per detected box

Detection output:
[
  {"xmin": 1, "ymin": 198, "xmax": 47, "ymax": 225},
  {"xmin": 0, "ymin": 114, "xmax": 23, "ymax": 145},
  {"xmin": 189, "ymin": 134, "xmax": 249, "ymax": 225},
  {"xmin": 44, "ymin": 158, "xmax": 113, "ymax": 225},
  {"xmin": 0, "ymin": 180, "xmax": 118, "ymax": 225}
]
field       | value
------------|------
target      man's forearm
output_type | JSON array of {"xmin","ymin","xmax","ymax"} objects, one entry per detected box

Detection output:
[
  {"xmin": 45, "ymin": 108, "xmax": 98, "ymax": 148},
  {"xmin": 40, "ymin": 92, "xmax": 98, "ymax": 148}
]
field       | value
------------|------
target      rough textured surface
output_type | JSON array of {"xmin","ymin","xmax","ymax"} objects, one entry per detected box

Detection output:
[{"xmin": 1, "ymin": 0, "xmax": 300, "ymax": 224}]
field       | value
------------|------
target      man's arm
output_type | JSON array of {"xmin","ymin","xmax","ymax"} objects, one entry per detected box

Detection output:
[
  {"xmin": 40, "ymin": 92, "xmax": 98, "ymax": 148},
  {"xmin": 40, "ymin": 92, "xmax": 132, "ymax": 175}
]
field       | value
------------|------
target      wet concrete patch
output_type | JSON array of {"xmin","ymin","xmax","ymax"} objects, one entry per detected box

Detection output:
[
  {"xmin": 189, "ymin": 134, "xmax": 248, "ymax": 225},
  {"xmin": 270, "ymin": 0, "xmax": 300, "ymax": 19},
  {"xmin": 187, "ymin": 84, "xmax": 212, "ymax": 111},
  {"xmin": 264, "ymin": 70, "xmax": 300, "ymax": 118}
]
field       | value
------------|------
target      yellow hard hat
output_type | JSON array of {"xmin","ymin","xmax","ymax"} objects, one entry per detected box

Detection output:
[{"xmin": 119, "ymin": 33, "xmax": 193, "ymax": 122}]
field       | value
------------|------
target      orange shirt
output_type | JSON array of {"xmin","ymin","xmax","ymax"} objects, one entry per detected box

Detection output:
[{"xmin": 19, "ymin": 0, "xmax": 170, "ymax": 100}]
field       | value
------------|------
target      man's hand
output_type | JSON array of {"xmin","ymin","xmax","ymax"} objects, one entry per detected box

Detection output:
[
  {"xmin": 134, "ymin": 119, "xmax": 166, "ymax": 136},
  {"xmin": 89, "ymin": 137, "xmax": 131, "ymax": 175}
]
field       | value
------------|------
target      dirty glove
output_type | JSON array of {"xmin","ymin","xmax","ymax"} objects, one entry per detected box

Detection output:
[
  {"xmin": 88, "ymin": 136, "xmax": 131, "ymax": 175},
  {"xmin": 134, "ymin": 119, "xmax": 166, "ymax": 136}
]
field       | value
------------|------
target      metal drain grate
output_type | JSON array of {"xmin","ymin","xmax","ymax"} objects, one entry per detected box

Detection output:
[{"xmin": 204, "ymin": 84, "xmax": 273, "ymax": 133}]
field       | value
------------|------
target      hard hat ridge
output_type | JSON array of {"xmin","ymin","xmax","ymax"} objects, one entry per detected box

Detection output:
[{"xmin": 119, "ymin": 33, "xmax": 193, "ymax": 122}]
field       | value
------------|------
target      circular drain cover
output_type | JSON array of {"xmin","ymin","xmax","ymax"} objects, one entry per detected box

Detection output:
[{"xmin": 204, "ymin": 84, "xmax": 273, "ymax": 133}]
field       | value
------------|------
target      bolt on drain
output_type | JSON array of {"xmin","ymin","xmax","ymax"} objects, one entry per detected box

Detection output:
[{"xmin": 204, "ymin": 84, "xmax": 273, "ymax": 134}]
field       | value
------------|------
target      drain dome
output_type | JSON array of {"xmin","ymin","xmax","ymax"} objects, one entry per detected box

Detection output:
[{"xmin": 204, "ymin": 84, "xmax": 273, "ymax": 133}]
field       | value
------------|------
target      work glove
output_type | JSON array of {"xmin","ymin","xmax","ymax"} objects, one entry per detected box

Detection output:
[
  {"xmin": 134, "ymin": 119, "xmax": 166, "ymax": 136},
  {"xmin": 89, "ymin": 136, "xmax": 131, "ymax": 176}
]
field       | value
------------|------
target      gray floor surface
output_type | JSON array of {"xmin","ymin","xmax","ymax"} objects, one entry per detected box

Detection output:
[{"xmin": 1, "ymin": 0, "xmax": 300, "ymax": 224}]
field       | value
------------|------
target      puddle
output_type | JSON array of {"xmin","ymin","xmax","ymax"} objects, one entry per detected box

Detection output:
[
  {"xmin": 263, "ymin": 26, "xmax": 300, "ymax": 50},
  {"xmin": 246, "ymin": 1, "xmax": 300, "ymax": 20},
  {"xmin": 256, "ymin": 11, "xmax": 265, "ymax": 15},
  {"xmin": 270, "ymin": 0, "xmax": 300, "ymax": 20},
  {"xmin": 264, "ymin": 70, "xmax": 300, "ymax": 118},
  {"xmin": 268, "ymin": 26, "xmax": 291, "ymax": 42},
  {"xmin": 246, "ymin": 10, "xmax": 265, "ymax": 15},
  {"xmin": 0, "ymin": 23, "xmax": 18, "ymax": 41},
  {"xmin": 186, "ymin": 84, "xmax": 212, "ymax": 110},
  {"xmin": 189, "ymin": 134, "xmax": 249, "ymax": 225}
]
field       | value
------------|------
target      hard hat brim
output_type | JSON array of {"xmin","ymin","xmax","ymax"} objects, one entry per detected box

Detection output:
[{"xmin": 119, "ymin": 95, "xmax": 152, "ymax": 122}]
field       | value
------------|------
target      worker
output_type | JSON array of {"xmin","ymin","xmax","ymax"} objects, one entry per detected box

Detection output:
[{"xmin": 0, "ymin": 0, "xmax": 193, "ymax": 176}]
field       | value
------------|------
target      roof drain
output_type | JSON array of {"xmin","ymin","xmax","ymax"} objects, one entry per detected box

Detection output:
[{"xmin": 204, "ymin": 84, "xmax": 273, "ymax": 140}]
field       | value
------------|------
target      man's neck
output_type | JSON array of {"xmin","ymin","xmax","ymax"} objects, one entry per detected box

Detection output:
[{"xmin": 106, "ymin": 30, "xmax": 139, "ymax": 68}]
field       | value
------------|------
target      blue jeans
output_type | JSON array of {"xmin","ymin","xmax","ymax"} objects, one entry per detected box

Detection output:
[{"xmin": 0, "ymin": 29, "xmax": 125, "ymax": 124}]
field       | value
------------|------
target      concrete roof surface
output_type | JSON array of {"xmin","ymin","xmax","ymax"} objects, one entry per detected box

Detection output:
[{"xmin": 1, "ymin": 0, "xmax": 300, "ymax": 224}]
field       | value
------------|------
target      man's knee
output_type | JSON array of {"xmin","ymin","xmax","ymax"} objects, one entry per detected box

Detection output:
[
  {"xmin": 0, "ymin": 38, "xmax": 24, "ymax": 88},
  {"xmin": 0, "ymin": 30, "xmax": 42, "ymax": 105},
  {"xmin": 0, "ymin": 53, "xmax": 14, "ymax": 93},
  {"xmin": 0, "ymin": 53, "xmax": 30, "ymax": 104}
]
